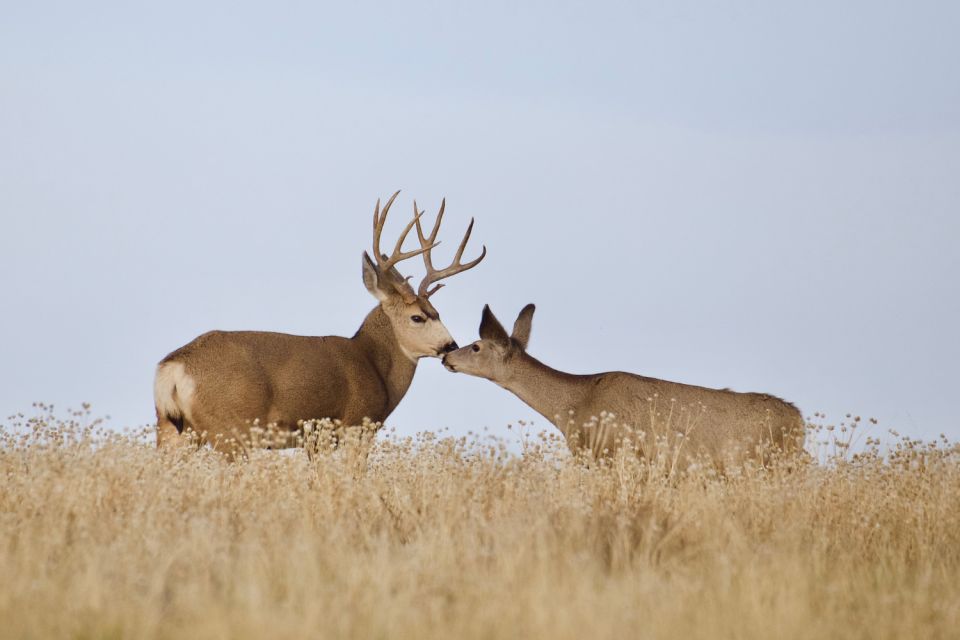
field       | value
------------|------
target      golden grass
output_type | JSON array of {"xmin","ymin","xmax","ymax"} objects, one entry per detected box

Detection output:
[{"xmin": 1, "ymin": 405, "xmax": 959, "ymax": 640}]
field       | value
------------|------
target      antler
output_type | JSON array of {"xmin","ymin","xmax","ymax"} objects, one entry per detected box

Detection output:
[
  {"xmin": 372, "ymin": 190, "xmax": 438, "ymax": 279},
  {"xmin": 415, "ymin": 198, "xmax": 487, "ymax": 299}
]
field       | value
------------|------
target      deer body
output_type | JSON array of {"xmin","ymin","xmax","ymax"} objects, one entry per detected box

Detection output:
[
  {"xmin": 154, "ymin": 192, "xmax": 485, "ymax": 452},
  {"xmin": 155, "ymin": 307, "xmax": 416, "ymax": 445},
  {"xmin": 443, "ymin": 305, "xmax": 804, "ymax": 462}
]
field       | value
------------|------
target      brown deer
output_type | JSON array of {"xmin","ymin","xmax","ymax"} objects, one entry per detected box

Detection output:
[
  {"xmin": 442, "ymin": 305, "xmax": 804, "ymax": 464},
  {"xmin": 154, "ymin": 191, "xmax": 485, "ymax": 453}
]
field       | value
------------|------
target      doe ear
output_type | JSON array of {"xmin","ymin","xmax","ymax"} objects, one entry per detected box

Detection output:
[
  {"xmin": 361, "ymin": 252, "xmax": 391, "ymax": 303},
  {"xmin": 479, "ymin": 305, "xmax": 510, "ymax": 343},
  {"xmin": 511, "ymin": 303, "xmax": 536, "ymax": 350}
]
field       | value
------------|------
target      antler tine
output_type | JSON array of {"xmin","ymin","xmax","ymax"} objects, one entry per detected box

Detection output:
[
  {"xmin": 414, "ymin": 197, "xmax": 445, "ymax": 273},
  {"xmin": 371, "ymin": 191, "xmax": 438, "ymax": 275},
  {"xmin": 413, "ymin": 198, "xmax": 447, "ymax": 254},
  {"xmin": 417, "ymin": 205, "xmax": 487, "ymax": 299},
  {"xmin": 453, "ymin": 218, "xmax": 476, "ymax": 263},
  {"xmin": 372, "ymin": 191, "xmax": 399, "ymax": 264}
]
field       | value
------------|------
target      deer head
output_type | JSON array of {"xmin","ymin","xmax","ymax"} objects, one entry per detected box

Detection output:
[
  {"xmin": 362, "ymin": 191, "xmax": 486, "ymax": 360},
  {"xmin": 441, "ymin": 304, "xmax": 535, "ymax": 379}
]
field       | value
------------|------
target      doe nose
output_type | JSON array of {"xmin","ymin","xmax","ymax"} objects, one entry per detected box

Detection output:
[{"xmin": 441, "ymin": 341, "xmax": 459, "ymax": 354}]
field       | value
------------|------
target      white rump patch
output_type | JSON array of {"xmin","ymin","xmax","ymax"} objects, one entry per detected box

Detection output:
[{"xmin": 154, "ymin": 361, "xmax": 197, "ymax": 422}]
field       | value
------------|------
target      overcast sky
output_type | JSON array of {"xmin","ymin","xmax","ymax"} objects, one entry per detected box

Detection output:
[{"xmin": 2, "ymin": 1, "xmax": 958, "ymax": 445}]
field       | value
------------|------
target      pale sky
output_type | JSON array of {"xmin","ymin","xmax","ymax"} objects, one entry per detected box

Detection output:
[{"xmin": 2, "ymin": 1, "xmax": 958, "ymax": 444}]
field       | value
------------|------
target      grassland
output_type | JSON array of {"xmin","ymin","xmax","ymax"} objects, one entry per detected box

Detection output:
[{"xmin": 1, "ymin": 405, "xmax": 958, "ymax": 639}]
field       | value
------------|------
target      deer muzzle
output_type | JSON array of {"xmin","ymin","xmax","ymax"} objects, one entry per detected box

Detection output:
[
  {"xmin": 440, "ymin": 341, "xmax": 459, "ymax": 355},
  {"xmin": 441, "ymin": 354, "xmax": 457, "ymax": 371}
]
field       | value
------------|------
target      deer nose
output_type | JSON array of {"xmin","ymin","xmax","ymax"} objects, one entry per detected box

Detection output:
[
  {"xmin": 442, "ymin": 355, "xmax": 456, "ymax": 371},
  {"xmin": 441, "ymin": 341, "xmax": 459, "ymax": 354}
]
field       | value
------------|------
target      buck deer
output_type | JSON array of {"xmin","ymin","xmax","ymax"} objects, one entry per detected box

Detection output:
[
  {"xmin": 154, "ymin": 191, "xmax": 485, "ymax": 453},
  {"xmin": 443, "ymin": 305, "xmax": 804, "ymax": 464}
]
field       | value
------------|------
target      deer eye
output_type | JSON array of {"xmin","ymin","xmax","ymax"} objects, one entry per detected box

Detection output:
[
  {"xmin": 472, "ymin": 343, "xmax": 481, "ymax": 352},
  {"xmin": 411, "ymin": 315, "xmax": 425, "ymax": 324}
]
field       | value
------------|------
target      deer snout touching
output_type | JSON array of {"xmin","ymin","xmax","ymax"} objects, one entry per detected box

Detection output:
[
  {"xmin": 442, "ymin": 354, "xmax": 457, "ymax": 371},
  {"xmin": 441, "ymin": 341, "xmax": 459, "ymax": 354},
  {"xmin": 433, "ymin": 340, "xmax": 458, "ymax": 359}
]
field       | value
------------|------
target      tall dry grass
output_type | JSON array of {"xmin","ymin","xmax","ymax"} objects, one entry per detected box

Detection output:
[{"xmin": 1, "ymin": 404, "xmax": 959, "ymax": 639}]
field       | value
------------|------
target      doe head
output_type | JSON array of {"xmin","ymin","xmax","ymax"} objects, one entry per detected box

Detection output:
[
  {"xmin": 362, "ymin": 191, "xmax": 486, "ymax": 360},
  {"xmin": 442, "ymin": 304, "xmax": 535, "ymax": 380}
]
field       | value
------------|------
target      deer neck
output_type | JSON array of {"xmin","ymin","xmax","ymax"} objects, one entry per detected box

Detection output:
[
  {"xmin": 352, "ymin": 306, "xmax": 418, "ymax": 414},
  {"xmin": 497, "ymin": 352, "xmax": 589, "ymax": 435}
]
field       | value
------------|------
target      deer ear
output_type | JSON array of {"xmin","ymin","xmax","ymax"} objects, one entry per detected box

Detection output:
[
  {"xmin": 511, "ymin": 304, "xmax": 535, "ymax": 350},
  {"xmin": 362, "ymin": 252, "xmax": 392, "ymax": 303},
  {"xmin": 479, "ymin": 305, "xmax": 509, "ymax": 343}
]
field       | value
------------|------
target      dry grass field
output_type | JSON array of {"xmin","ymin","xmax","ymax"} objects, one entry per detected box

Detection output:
[{"xmin": 1, "ymin": 405, "xmax": 959, "ymax": 640}]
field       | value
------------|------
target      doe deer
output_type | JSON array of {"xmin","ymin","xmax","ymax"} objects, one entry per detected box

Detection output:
[
  {"xmin": 154, "ymin": 191, "xmax": 485, "ymax": 454},
  {"xmin": 443, "ymin": 305, "xmax": 804, "ymax": 464}
]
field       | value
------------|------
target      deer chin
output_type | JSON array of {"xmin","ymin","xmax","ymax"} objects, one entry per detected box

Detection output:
[
  {"xmin": 398, "ymin": 344, "xmax": 448, "ymax": 361},
  {"xmin": 397, "ymin": 344, "xmax": 423, "ymax": 362}
]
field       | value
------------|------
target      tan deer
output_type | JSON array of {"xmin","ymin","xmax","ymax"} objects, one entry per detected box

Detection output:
[
  {"xmin": 154, "ymin": 191, "xmax": 485, "ymax": 453},
  {"xmin": 443, "ymin": 305, "xmax": 804, "ymax": 464}
]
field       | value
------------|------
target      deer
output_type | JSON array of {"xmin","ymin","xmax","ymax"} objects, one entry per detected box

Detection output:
[
  {"xmin": 442, "ymin": 304, "xmax": 805, "ymax": 465},
  {"xmin": 154, "ymin": 191, "xmax": 486, "ymax": 455}
]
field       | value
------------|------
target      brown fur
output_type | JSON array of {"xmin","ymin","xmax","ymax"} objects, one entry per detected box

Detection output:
[
  {"xmin": 157, "ymin": 307, "xmax": 415, "ymax": 449},
  {"xmin": 443, "ymin": 304, "xmax": 805, "ymax": 464},
  {"xmin": 154, "ymin": 192, "xmax": 485, "ymax": 455}
]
